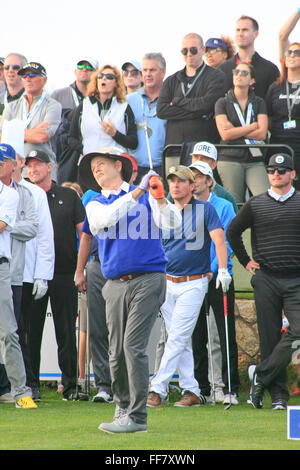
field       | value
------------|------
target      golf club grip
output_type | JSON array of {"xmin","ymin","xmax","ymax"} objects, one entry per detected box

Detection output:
[{"xmin": 223, "ymin": 293, "xmax": 228, "ymax": 317}]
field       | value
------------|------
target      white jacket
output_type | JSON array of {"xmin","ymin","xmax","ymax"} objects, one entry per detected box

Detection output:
[{"xmin": 19, "ymin": 179, "xmax": 55, "ymax": 283}]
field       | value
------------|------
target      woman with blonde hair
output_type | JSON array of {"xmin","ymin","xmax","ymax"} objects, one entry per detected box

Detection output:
[{"xmin": 68, "ymin": 64, "xmax": 137, "ymax": 172}]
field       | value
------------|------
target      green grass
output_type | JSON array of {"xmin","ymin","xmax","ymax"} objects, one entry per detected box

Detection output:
[{"xmin": 1, "ymin": 385, "xmax": 300, "ymax": 450}]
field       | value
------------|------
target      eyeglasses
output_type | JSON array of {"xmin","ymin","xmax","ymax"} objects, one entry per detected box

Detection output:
[
  {"xmin": 77, "ymin": 63, "xmax": 94, "ymax": 71},
  {"xmin": 123, "ymin": 69, "xmax": 140, "ymax": 77},
  {"xmin": 97, "ymin": 72, "xmax": 115, "ymax": 80},
  {"xmin": 181, "ymin": 47, "xmax": 199, "ymax": 56},
  {"xmin": 4, "ymin": 64, "xmax": 21, "ymax": 71},
  {"xmin": 285, "ymin": 49, "xmax": 300, "ymax": 57},
  {"xmin": 22, "ymin": 72, "xmax": 39, "ymax": 79},
  {"xmin": 204, "ymin": 48, "xmax": 223, "ymax": 56},
  {"xmin": 266, "ymin": 167, "xmax": 290, "ymax": 175},
  {"xmin": 232, "ymin": 69, "xmax": 250, "ymax": 77}
]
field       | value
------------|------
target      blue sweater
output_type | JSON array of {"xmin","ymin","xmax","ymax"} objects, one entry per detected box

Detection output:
[
  {"xmin": 83, "ymin": 185, "xmax": 167, "ymax": 279},
  {"xmin": 163, "ymin": 198, "xmax": 222, "ymax": 276}
]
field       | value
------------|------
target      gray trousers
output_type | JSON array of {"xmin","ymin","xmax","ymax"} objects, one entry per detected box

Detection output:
[
  {"xmin": 217, "ymin": 161, "xmax": 269, "ymax": 204},
  {"xmin": 0, "ymin": 262, "xmax": 31, "ymax": 400},
  {"xmin": 102, "ymin": 272, "xmax": 166, "ymax": 425},
  {"xmin": 86, "ymin": 258, "xmax": 111, "ymax": 395}
]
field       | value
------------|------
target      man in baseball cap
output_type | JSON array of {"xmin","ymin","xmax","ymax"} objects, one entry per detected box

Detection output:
[
  {"xmin": 148, "ymin": 163, "xmax": 231, "ymax": 409},
  {"xmin": 25, "ymin": 150, "xmax": 51, "ymax": 165},
  {"xmin": 189, "ymin": 159, "xmax": 239, "ymax": 406},
  {"xmin": 121, "ymin": 60, "xmax": 143, "ymax": 94},
  {"xmin": 191, "ymin": 141, "xmax": 238, "ymax": 213}
]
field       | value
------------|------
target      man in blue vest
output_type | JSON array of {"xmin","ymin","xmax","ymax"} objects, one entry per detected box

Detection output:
[
  {"xmin": 127, "ymin": 53, "xmax": 166, "ymax": 183},
  {"xmin": 79, "ymin": 147, "xmax": 182, "ymax": 433}
]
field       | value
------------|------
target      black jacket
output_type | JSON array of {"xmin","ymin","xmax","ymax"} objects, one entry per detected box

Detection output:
[{"xmin": 157, "ymin": 64, "xmax": 226, "ymax": 146}]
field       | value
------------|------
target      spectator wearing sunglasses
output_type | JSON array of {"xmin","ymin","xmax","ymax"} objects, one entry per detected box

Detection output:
[
  {"xmin": 121, "ymin": 60, "xmax": 143, "ymax": 94},
  {"xmin": 157, "ymin": 33, "xmax": 225, "ymax": 148},
  {"xmin": 0, "ymin": 53, "xmax": 28, "ymax": 115},
  {"xmin": 215, "ymin": 62, "xmax": 269, "ymax": 204},
  {"xmin": 51, "ymin": 57, "xmax": 99, "ymax": 180},
  {"xmin": 51, "ymin": 57, "xmax": 99, "ymax": 113},
  {"xmin": 265, "ymin": 43, "xmax": 300, "ymax": 190},
  {"xmin": 219, "ymin": 16, "xmax": 279, "ymax": 100},
  {"xmin": 68, "ymin": 65, "xmax": 137, "ymax": 190},
  {"xmin": 227, "ymin": 153, "xmax": 300, "ymax": 411},
  {"xmin": 204, "ymin": 37, "xmax": 235, "ymax": 69},
  {"xmin": 0, "ymin": 62, "xmax": 62, "ymax": 181}
]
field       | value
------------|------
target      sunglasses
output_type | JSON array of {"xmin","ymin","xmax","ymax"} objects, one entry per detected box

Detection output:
[
  {"xmin": 97, "ymin": 72, "xmax": 115, "ymax": 80},
  {"xmin": 77, "ymin": 63, "xmax": 94, "ymax": 71},
  {"xmin": 181, "ymin": 47, "xmax": 199, "ymax": 56},
  {"xmin": 22, "ymin": 72, "xmax": 39, "ymax": 78},
  {"xmin": 123, "ymin": 69, "xmax": 140, "ymax": 77},
  {"xmin": 285, "ymin": 49, "xmax": 300, "ymax": 57},
  {"xmin": 233, "ymin": 69, "xmax": 250, "ymax": 77},
  {"xmin": 204, "ymin": 48, "xmax": 223, "ymax": 56},
  {"xmin": 266, "ymin": 167, "xmax": 290, "ymax": 175},
  {"xmin": 4, "ymin": 64, "xmax": 21, "ymax": 71}
]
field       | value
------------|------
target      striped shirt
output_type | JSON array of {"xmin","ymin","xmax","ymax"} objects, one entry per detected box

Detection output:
[{"xmin": 227, "ymin": 191, "xmax": 300, "ymax": 277}]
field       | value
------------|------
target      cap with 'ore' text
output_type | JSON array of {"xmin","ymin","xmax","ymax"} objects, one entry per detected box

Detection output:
[
  {"xmin": 18, "ymin": 62, "xmax": 47, "ymax": 77},
  {"xmin": 191, "ymin": 142, "xmax": 218, "ymax": 161}
]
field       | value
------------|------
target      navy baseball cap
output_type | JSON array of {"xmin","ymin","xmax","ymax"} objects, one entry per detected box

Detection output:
[
  {"xmin": 0, "ymin": 143, "xmax": 16, "ymax": 160},
  {"xmin": 205, "ymin": 38, "xmax": 227, "ymax": 50},
  {"xmin": 268, "ymin": 153, "xmax": 294, "ymax": 170},
  {"xmin": 18, "ymin": 62, "xmax": 47, "ymax": 77}
]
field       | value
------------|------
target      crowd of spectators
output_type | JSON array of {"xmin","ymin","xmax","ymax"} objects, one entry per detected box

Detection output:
[{"xmin": 0, "ymin": 10, "xmax": 300, "ymax": 417}]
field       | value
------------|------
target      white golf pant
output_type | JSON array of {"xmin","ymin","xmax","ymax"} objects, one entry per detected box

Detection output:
[{"xmin": 151, "ymin": 277, "xmax": 208, "ymax": 398}]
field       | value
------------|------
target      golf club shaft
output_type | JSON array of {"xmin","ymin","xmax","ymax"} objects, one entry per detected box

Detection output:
[
  {"xmin": 143, "ymin": 122, "xmax": 153, "ymax": 170},
  {"xmin": 223, "ymin": 292, "xmax": 232, "ymax": 395},
  {"xmin": 205, "ymin": 296, "xmax": 215, "ymax": 402}
]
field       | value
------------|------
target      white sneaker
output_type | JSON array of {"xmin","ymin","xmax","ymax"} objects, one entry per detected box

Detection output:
[
  {"xmin": 223, "ymin": 393, "xmax": 239, "ymax": 405},
  {"xmin": 213, "ymin": 389, "xmax": 224, "ymax": 403},
  {"xmin": 93, "ymin": 390, "xmax": 113, "ymax": 403}
]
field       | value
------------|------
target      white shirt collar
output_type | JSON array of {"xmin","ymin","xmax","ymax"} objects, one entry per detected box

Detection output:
[
  {"xmin": 101, "ymin": 181, "xmax": 130, "ymax": 198},
  {"xmin": 268, "ymin": 186, "xmax": 295, "ymax": 202}
]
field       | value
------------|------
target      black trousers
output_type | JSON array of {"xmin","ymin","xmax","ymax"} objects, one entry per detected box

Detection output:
[
  {"xmin": 192, "ymin": 279, "xmax": 240, "ymax": 395},
  {"xmin": 19, "ymin": 273, "xmax": 78, "ymax": 397},
  {"xmin": 252, "ymin": 269, "xmax": 300, "ymax": 402}
]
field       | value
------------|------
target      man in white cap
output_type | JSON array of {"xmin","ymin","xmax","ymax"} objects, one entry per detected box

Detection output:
[
  {"xmin": 189, "ymin": 160, "xmax": 240, "ymax": 406},
  {"xmin": 121, "ymin": 60, "xmax": 143, "ymax": 94},
  {"xmin": 51, "ymin": 57, "xmax": 99, "ymax": 113},
  {"xmin": 190, "ymin": 141, "xmax": 238, "ymax": 213}
]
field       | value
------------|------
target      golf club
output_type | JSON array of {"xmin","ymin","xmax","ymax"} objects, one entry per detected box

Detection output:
[
  {"xmin": 204, "ymin": 295, "xmax": 216, "ymax": 405},
  {"xmin": 143, "ymin": 120, "xmax": 160, "ymax": 189},
  {"xmin": 223, "ymin": 289, "xmax": 232, "ymax": 410}
]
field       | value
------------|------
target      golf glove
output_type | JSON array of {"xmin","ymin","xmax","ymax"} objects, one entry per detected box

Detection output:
[
  {"xmin": 216, "ymin": 268, "xmax": 232, "ymax": 293},
  {"xmin": 32, "ymin": 279, "xmax": 48, "ymax": 300},
  {"xmin": 149, "ymin": 176, "xmax": 164, "ymax": 199},
  {"xmin": 138, "ymin": 170, "xmax": 159, "ymax": 191}
]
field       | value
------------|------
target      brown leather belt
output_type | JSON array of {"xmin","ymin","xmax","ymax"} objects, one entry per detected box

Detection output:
[
  {"xmin": 113, "ymin": 273, "xmax": 143, "ymax": 282},
  {"xmin": 166, "ymin": 273, "xmax": 209, "ymax": 283}
]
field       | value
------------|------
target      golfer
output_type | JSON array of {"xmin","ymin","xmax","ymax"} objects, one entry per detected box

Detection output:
[
  {"xmin": 147, "ymin": 165, "xmax": 231, "ymax": 407},
  {"xmin": 227, "ymin": 153, "xmax": 300, "ymax": 410},
  {"xmin": 79, "ymin": 147, "xmax": 181, "ymax": 433}
]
